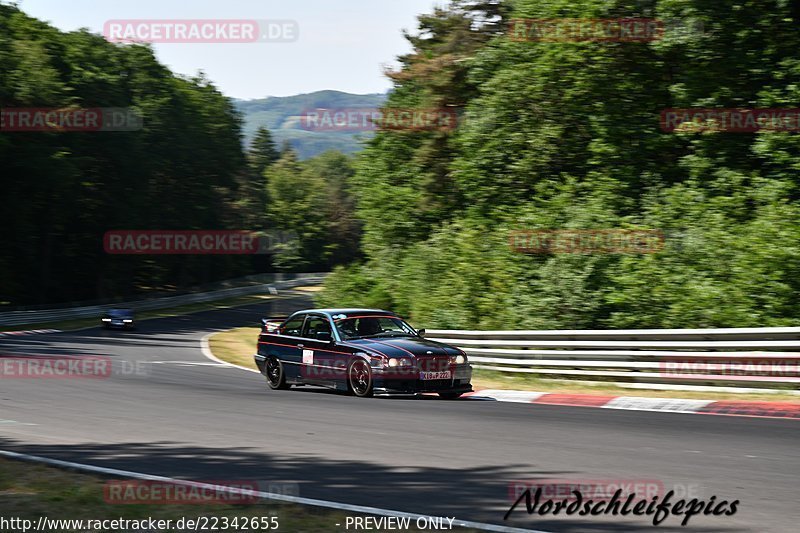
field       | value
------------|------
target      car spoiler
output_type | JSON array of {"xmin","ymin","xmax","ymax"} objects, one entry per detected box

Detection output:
[{"xmin": 261, "ymin": 317, "xmax": 288, "ymax": 333}]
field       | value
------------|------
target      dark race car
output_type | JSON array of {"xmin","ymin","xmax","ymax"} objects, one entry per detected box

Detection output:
[
  {"xmin": 101, "ymin": 308, "xmax": 135, "ymax": 330},
  {"xmin": 254, "ymin": 309, "xmax": 472, "ymax": 398}
]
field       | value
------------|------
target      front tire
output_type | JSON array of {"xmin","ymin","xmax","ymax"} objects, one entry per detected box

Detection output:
[
  {"xmin": 266, "ymin": 356, "xmax": 289, "ymax": 390},
  {"xmin": 348, "ymin": 359, "xmax": 373, "ymax": 397}
]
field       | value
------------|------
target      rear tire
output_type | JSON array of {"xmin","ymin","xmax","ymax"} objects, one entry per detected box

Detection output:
[
  {"xmin": 438, "ymin": 392, "xmax": 463, "ymax": 400},
  {"xmin": 348, "ymin": 359, "xmax": 373, "ymax": 398},
  {"xmin": 266, "ymin": 356, "xmax": 289, "ymax": 390}
]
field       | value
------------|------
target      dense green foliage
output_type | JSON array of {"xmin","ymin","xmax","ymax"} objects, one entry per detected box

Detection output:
[
  {"xmin": 0, "ymin": 5, "xmax": 359, "ymax": 306},
  {"xmin": 318, "ymin": 0, "xmax": 800, "ymax": 329},
  {"xmin": 0, "ymin": 4, "xmax": 246, "ymax": 304},
  {"xmin": 4, "ymin": 0, "xmax": 798, "ymax": 326},
  {"xmin": 265, "ymin": 149, "xmax": 362, "ymax": 271}
]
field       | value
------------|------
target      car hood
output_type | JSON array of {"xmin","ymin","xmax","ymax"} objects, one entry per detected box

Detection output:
[{"xmin": 343, "ymin": 337, "xmax": 461, "ymax": 358}]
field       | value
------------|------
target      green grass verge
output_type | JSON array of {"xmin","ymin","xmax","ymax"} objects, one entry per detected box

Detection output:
[
  {"xmin": 208, "ymin": 326, "xmax": 261, "ymax": 371},
  {"xmin": 209, "ymin": 327, "xmax": 800, "ymax": 403}
]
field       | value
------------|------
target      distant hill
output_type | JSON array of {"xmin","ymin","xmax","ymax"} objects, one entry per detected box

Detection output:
[{"xmin": 235, "ymin": 90, "xmax": 387, "ymax": 159}]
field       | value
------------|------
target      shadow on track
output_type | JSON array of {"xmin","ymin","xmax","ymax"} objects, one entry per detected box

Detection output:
[{"xmin": 0, "ymin": 438, "xmax": 745, "ymax": 533}]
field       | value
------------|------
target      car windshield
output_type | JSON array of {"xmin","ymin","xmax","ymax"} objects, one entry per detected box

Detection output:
[{"xmin": 333, "ymin": 315, "xmax": 416, "ymax": 341}]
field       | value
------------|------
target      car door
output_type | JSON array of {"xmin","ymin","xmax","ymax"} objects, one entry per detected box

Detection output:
[
  {"xmin": 273, "ymin": 313, "xmax": 307, "ymax": 381},
  {"xmin": 298, "ymin": 314, "xmax": 341, "ymax": 386}
]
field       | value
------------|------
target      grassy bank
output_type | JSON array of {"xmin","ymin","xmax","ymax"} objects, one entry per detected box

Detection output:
[{"xmin": 0, "ymin": 457, "xmax": 476, "ymax": 532}]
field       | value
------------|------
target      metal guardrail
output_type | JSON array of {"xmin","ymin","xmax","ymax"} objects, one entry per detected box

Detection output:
[
  {"xmin": 427, "ymin": 328, "xmax": 800, "ymax": 391},
  {"xmin": 0, "ymin": 273, "xmax": 326, "ymax": 327},
  {"xmin": 430, "ymin": 327, "xmax": 800, "ymax": 341}
]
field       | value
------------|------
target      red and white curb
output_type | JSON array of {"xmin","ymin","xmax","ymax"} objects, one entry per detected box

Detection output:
[
  {"xmin": 0, "ymin": 329, "xmax": 61, "ymax": 339},
  {"xmin": 464, "ymin": 390, "xmax": 800, "ymax": 420}
]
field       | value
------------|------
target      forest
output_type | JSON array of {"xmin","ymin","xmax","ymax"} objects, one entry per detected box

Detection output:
[{"xmin": 0, "ymin": 3, "xmax": 358, "ymax": 306}]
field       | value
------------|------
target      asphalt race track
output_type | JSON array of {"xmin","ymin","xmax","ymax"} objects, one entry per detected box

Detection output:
[{"xmin": 1, "ymin": 291, "xmax": 798, "ymax": 532}]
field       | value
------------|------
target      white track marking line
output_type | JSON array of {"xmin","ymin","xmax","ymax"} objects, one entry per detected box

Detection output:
[
  {"xmin": 0, "ymin": 420, "xmax": 38, "ymax": 426},
  {"xmin": 0, "ymin": 450, "xmax": 549, "ymax": 533},
  {"xmin": 0, "ymin": 329, "xmax": 62, "ymax": 338}
]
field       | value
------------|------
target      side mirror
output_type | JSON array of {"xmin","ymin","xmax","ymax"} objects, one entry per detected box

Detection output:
[
  {"xmin": 316, "ymin": 331, "xmax": 333, "ymax": 342},
  {"xmin": 417, "ymin": 329, "xmax": 426, "ymax": 338}
]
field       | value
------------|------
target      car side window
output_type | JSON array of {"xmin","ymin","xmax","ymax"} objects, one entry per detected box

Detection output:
[
  {"xmin": 281, "ymin": 315, "xmax": 306, "ymax": 337},
  {"xmin": 302, "ymin": 316, "xmax": 332, "ymax": 340}
]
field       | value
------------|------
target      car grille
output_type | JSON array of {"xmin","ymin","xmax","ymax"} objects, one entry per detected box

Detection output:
[{"xmin": 415, "ymin": 357, "xmax": 451, "ymax": 372}]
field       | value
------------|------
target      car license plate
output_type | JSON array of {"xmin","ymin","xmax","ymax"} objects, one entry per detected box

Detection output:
[{"xmin": 420, "ymin": 371, "xmax": 452, "ymax": 380}]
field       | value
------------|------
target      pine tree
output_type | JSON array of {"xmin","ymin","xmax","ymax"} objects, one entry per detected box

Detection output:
[{"xmin": 247, "ymin": 126, "xmax": 280, "ymax": 177}]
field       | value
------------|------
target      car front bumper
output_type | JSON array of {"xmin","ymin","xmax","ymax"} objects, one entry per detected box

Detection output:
[
  {"xmin": 372, "ymin": 364, "xmax": 473, "ymax": 397},
  {"xmin": 103, "ymin": 320, "xmax": 134, "ymax": 329}
]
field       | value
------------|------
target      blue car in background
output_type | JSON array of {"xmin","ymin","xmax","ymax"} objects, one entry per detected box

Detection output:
[{"xmin": 101, "ymin": 308, "xmax": 136, "ymax": 330}]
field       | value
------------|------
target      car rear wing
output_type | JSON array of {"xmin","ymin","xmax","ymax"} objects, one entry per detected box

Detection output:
[{"xmin": 261, "ymin": 317, "xmax": 288, "ymax": 333}]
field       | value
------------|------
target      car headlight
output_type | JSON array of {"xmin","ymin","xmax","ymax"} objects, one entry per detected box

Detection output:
[
  {"xmin": 123, "ymin": 319, "xmax": 133, "ymax": 323},
  {"xmin": 388, "ymin": 358, "xmax": 399, "ymax": 367},
  {"xmin": 456, "ymin": 354, "xmax": 467, "ymax": 365},
  {"xmin": 102, "ymin": 318, "xmax": 111, "ymax": 322},
  {"xmin": 399, "ymin": 357, "xmax": 412, "ymax": 367}
]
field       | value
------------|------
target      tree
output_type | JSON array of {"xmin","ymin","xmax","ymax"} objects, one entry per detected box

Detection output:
[
  {"xmin": 265, "ymin": 150, "xmax": 361, "ymax": 271},
  {"xmin": 247, "ymin": 126, "xmax": 279, "ymax": 177},
  {"xmin": 350, "ymin": 0, "xmax": 508, "ymax": 255},
  {"xmin": 0, "ymin": 4, "xmax": 246, "ymax": 304},
  {"xmin": 322, "ymin": 0, "xmax": 800, "ymax": 329}
]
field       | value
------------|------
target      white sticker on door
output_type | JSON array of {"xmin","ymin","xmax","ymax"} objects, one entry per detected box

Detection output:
[{"xmin": 302, "ymin": 349, "xmax": 314, "ymax": 365}]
